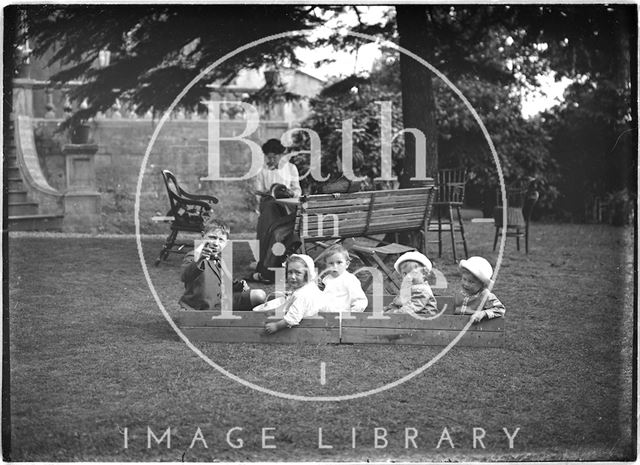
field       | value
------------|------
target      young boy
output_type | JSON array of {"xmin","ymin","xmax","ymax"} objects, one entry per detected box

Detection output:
[
  {"xmin": 384, "ymin": 251, "xmax": 438, "ymax": 315},
  {"xmin": 317, "ymin": 244, "xmax": 368, "ymax": 313},
  {"xmin": 454, "ymin": 256, "xmax": 505, "ymax": 323},
  {"xmin": 179, "ymin": 218, "xmax": 266, "ymax": 311}
]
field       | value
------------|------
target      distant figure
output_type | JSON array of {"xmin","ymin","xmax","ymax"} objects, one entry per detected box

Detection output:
[
  {"xmin": 179, "ymin": 218, "xmax": 266, "ymax": 311},
  {"xmin": 454, "ymin": 256, "xmax": 505, "ymax": 323},
  {"xmin": 385, "ymin": 251, "xmax": 437, "ymax": 315},
  {"xmin": 316, "ymin": 244, "xmax": 368, "ymax": 313},
  {"xmin": 263, "ymin": 254, "xmax": 324, "ymax": 334},
  {"xmin": 250, "ymin": 138, "xmax": 302, "ymax": 284}
]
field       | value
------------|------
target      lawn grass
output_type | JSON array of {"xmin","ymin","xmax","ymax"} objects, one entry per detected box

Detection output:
[{"xmin": 7, "ymin": 223, "xmax": 635, "ymax": 461}]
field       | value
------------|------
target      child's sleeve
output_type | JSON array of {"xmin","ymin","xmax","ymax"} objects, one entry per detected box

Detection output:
[
  {"xmin": 181, "ymin": 251, "xmax": 204, "ymax": 283},
  {"xmin": 408, "ymin": 284, "xmax": 437, "ymax": 313},
  {"xmin": 424, "ymin": 292, "xmax": 438, "ymax": 314},
  {"xmin": 283, "ymin": 293, "xmax": 318, "ymax": 327},
  {"xmin": 348, "ymin": 274, "xmax": 368, "ymax": 312},
  {"xmin": 288, "ymin": 163, "xmax": 302, "ymax": 197},
  {"xmin": 482, "ymin": 292, "xmax": 506, "ymax": 319}
]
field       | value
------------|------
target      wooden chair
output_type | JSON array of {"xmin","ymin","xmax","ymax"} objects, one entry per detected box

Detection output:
[
  {"xmin": 428, "ymin": 168, "xmax": 469, "ymax": 262},
  {"xmin": 492, "ymin": 180, "xmax": 540, "ymax": 253},
  {"xmin": 155, "ymin": 170, "xmax": 219, "ymax": 265}
]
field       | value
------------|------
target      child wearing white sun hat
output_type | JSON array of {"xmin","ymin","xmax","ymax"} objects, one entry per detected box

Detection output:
[
  {"xmin": 263, "ymin": 254, "xmax": 325, "ymax": 334},
  {"xmin": 454, "ymin": 256, "xmax": 505, "ymax": 323},
  {"xmin": 384, "ymin": 251, "xmax": 438, "ymax": 315}
]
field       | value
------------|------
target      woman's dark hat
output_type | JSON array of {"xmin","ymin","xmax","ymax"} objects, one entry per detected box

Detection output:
[{"xmin": 262, "ymin": 138, "xmax": 286, "ymax": 155}]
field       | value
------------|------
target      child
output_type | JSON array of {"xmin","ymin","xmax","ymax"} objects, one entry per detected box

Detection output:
[
  {"xmin": 454, "ymin": 256, "xmax": 505, "ymax": 323},
  {"xmin": 179, "ymin": 218, "xmax": 266, "ymax": 311},
  {"xmin": 317, "ymin": 244, "xmax": 368, "ymax": 313},
  {"xmin": 264, "ymin": 254, "xmax": 324, "ymax": 334},
  {"xmin": 385, "ymin": 251, "xmax": 438, "ymax": 315}
]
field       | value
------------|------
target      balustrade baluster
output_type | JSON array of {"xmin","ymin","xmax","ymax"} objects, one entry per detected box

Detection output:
[{"xmin": 44, "ymin": 88, "xmax": 56, "ymax": 118}]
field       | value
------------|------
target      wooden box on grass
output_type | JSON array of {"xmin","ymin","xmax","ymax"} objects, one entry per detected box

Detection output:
[{"xmin": 174, "ymin": 296, "xmax": 504, "ymax": 347}]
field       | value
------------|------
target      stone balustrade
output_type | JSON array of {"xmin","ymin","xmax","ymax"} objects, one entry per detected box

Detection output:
[{"xmin": 20, "ymin": 79, "xmax": 292, "ymax": 122}]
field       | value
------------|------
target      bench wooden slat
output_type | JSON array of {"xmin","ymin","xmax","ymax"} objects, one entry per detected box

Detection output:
[
  {"xmin": 295, "ymin": 187, "xmax": 436, "ymax": 250},
  {"xmin": 301, "ymin": 205, "xmax": 429, "ymax": 225},
  {"xmin": 303, "ymin": 187, "xmax": 433, "ymax": 203},
  {"xmin": 302, "ymin": 214, "xmax": 430, "ymax": 236},
  {"xmin": 301, "ymin": 216, "xmax": 426, "ymax": 235},
  {"xmin": 304, "ymin": 193, "xmax": 431, "ymax": 211},
  {"xmin": 318, "ymin": 219, "xmax": 422, "ymax": 237},
  {"xmin": 304, "ymin": 197, "xmax": 370, "ymax": 210}
]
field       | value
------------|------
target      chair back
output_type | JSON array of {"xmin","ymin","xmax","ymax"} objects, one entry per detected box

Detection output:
[
  {"xmin": 495, "ymin": 180, "xmax": 539, "ymax": 223},
  {"xmin": 161, "ymin": 170, "xmax": 183, "ymax": 215},
  {"xmin": 436, "ymin": 168, "xmax": 467, "ymax": 204},
  {"xmin": 161, "ymin": 169, "xmax": 216, "ymax": 230}
]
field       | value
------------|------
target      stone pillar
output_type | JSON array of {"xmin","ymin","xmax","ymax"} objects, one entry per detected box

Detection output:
[
  {"xmin": 12, "ymin": 78, "xmax": 35, "ymax": 117},
  {"xmin": 62, "ymin": 144, "xmax": 101, "ymax": 232}
]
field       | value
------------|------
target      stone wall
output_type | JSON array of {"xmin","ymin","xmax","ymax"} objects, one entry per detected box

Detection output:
[{"xmin": 33, "ymin": 118, "xmax": 290, "ymax": 234}]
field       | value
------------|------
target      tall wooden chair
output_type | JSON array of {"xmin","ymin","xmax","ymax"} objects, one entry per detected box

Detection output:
[
  {"xmin": 492, "ymin": 180, "xmax": 539, "ymax": 253},
  {"xmin": 155, "ymin": 170, "xmax": 219, "ymax": 265},
  {"xmin": 428, "ymin": 168, "xmax": 469, "ymax": 262}
]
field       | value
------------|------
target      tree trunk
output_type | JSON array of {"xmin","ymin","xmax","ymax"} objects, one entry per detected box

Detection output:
[
  {"xmin": 391, "ymin": 6, "xmax": 439, "ymax": 252},
  {"xmin": 396, "ymin": 5, "xmax": 438, "ymax": 187}
]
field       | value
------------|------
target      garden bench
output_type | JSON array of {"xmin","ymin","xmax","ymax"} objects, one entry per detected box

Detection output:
[
  {"xmin": 174, "ymin": 295, "xmax": 505, "ymax": 347},
  {"xmin": 292, "ymin": 185, "xmax": 437, "ymax": 291}
]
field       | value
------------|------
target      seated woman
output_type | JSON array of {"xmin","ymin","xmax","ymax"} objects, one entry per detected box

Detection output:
[
  {"xmin": 250, "ymin": 139, "xmax": 302, "ymax": 284},
  {"xmin": 249, "ymin": 150, "xmax": 365, "ymax": 284}
]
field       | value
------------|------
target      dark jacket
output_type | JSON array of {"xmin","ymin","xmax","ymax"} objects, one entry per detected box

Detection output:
[{"xmin": 179, "ymin": 251, "xmax": 223, "ymax": 310}]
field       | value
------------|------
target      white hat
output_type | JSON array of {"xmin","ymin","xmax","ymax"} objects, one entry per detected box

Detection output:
[
  {"xmin": 459, "ymin": 256, "xmax": 493, "ymax": 286},
  {"xmin": 288, "ymin": 254, "xmax": 317, "ymax": 280},
  {"xmin": 394, "ymin": 251, "xmax": 432, "ymax": 273}
]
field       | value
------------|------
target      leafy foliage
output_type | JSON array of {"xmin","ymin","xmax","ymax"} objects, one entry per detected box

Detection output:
[
  {"xmin": 14, "ymin": 5, "xmax": 335, "ymax": 116},
  {"xmin": 542, "ymin": 79, "xmax": 635, "ymax": 221},
  {"xmin": 299, "ymin": 55, "xmax": 560, "ymax": 213},
  {"xmin": 290, "ymin": 79, "xmax": 404, "ymax": 193},
  {"xmin": 12, "ymin": 4, "xmax": 635, "ymax": 220}
]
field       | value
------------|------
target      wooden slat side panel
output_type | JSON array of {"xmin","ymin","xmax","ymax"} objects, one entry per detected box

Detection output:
[
  {"xmin": 181, "ymin": 326, "xmax": 341, "ymax": 344},
  {"xmin": 175, "ymin": 311, "xmax": 340, "ymax": 328},
  {"xmin": 341, "ymin": 327, "xmax": 504, "ymax": 347},
  {"xmin": 341, "ymin": 313, "xmax": 505, "ymax": 331}
]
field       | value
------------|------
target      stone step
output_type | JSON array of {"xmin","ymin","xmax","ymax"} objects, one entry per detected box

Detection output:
[
  {"xmin": 7, "ymin": 178, "xmax": 24, "ymax": 189},
  {"xmin": 8, "ymin": 202, "xmax": 39, "ymax": 216},
  {"xmin": 7, "ymin": 214, "xmax": 64, "ymax": 232},
  {"xmin": 8, "ymin": 190, "xmax": 28, "ymax": 203},
  {"xmin": 6, "ymin": 165, "xmax": 20, "ymax": 177},
  {"xmin": 5, "ymin": 156, "xmax": 18, "ymax": 168}
]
